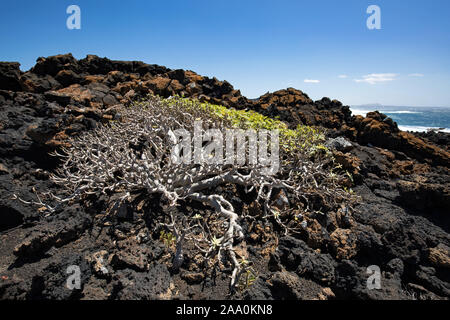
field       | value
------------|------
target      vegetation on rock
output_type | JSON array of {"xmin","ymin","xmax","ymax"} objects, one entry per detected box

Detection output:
[{"xmin": 14, "ymin": 95, "xmax": 353, "ymax": 291}]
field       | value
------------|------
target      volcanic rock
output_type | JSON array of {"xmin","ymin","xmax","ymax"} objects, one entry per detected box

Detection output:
[{"xmin": 0, "ymin": 53, "xmax": 449, "ymax": 300}]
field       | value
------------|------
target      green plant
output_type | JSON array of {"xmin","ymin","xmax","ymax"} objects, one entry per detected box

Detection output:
[
  {"xmin": 211, "ymin": 236, "xmax": 221, "ymax": 250},
  {"xmin": 160, "ymin": 230, "xmax": 176, "ymax": 247},
  {"xmin": 155, "ymin": 96, "xmax": 329, "ymax": 157},
  {"xmin": 345, "ymin": 170, "xmax": 354, "ymax": 184},
  {"xmin": 237, "ymin": 267, "xmax": 258, "ymax": 291}
]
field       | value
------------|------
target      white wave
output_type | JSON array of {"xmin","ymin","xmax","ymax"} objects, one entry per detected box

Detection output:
[
  {"xmin": 350, "ymin": 109, "xmax": 371, "ymax": 116},
  {"xmin": 398, "ymin": 125, "xmax": 450, "ymax": 133},
  {"xmin": 350, "ymin": 108, "xmax": 423, "ymax": 116},
  {"xmin": 384, "ymin": 111, "xmax": 422, "ymax": 114}
]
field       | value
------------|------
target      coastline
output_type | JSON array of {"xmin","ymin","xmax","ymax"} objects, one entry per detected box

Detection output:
[{"xmin": 350, "ymin": 107, "xmax": 450, "ymax": 133}]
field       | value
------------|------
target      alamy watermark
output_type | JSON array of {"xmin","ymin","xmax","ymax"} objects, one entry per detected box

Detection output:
[
  {"xmin": 169, "ymin": 121, "xmax": 280, "ymax": 175},
  {"xmin": 66, "ymin": 5, "xmax": 81, "ymax": 30},
  {"xmin": 366, "ymin": 5, "xmax": 381, "ymax": 30},
  {"xmin": 366, "ymin": 265, "xmax": 381, "ymax": 290},
  {"xmin": 66, "ymin": 265, "xmax": 81, "ymax": 290}
]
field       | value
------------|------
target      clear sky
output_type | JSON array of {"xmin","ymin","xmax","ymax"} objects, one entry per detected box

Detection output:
[{"xmin": 1, "ymin": 0, "xmax": 450, "ymax": 106}]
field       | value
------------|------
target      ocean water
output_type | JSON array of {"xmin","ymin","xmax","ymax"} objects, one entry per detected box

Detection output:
[{"xmin": 350, "ymin": 106, "xmax": 450, "ymax": 133}]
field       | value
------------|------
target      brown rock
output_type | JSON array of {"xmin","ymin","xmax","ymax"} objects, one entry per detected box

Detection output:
[
  {"xmin": 30, "ymin": 53, "xmax": 79, "ymax": 76},
  {"xmin": 109, "ymin": 250, "xmax": 148, "ymax": 271},
  {"xmin": 124, "ymin": 89, "xmax": 136, "ymax": 100},
  {"xmin": 168, "ymin": 79, "xmax": 185, "ymax": 95},
  {"xmin": 181, "ymin": 272, "xmax": 204, "ymax": 284},
  {"xmin": 103, "ymin": 94, "xmax": 118, "ymax": 106},
  {"xmin": 112, "ymin": 81, "xmax": 135, "ymax": 95},
  {"xmin": 428, "ymin": 244, "xmax": 450, "ymax": 268},
  {"xmin": 45, "ymin": 91, "xmax": 72, "ymax": 106},
  {"xmin": 306, "ymin": 219, "xmax": 325, "ymax": 249},
  {"xmin": 0, "ymin": 163, "xmax": 9, "ymax": 175},
  {"xmin": 86, "ymin": 250, "xmax": 110, "ymax": 275},
  {"xmin": 330, "ymin": 228, "xmax": 357, "ymax": 260},
  {"xmin": 55, "ymin": 69, "xmax": 81, "ymax": 87},
  {"xmin": 83, "ymin": 75, "xmax": 105, "ymax": 84},
  {"xmin": 56, "ymin": 84, "xmax": 94, "ymax": 104},
  {"xmin": 333, "ymin": 151, "xmax": 361, "ymax": 176},
  {"xmin": 317, "ymin": 287, "xmax": 335, "ymax": 300},
  {"xmin": 144, "ymin": 77, "xmax": 171, "ymax": 96},
  {"xmin": 186, "ymin": 82, "xmax": 201, "ymax": 95},
  {"xmin": 185, "ymin": 70, "xmax": 203, "ymax": 82}
]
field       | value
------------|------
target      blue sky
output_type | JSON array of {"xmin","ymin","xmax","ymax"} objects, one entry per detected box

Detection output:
[{"xmin": 1, "ymin": 0, "xmax": 450, "ymax": 106}]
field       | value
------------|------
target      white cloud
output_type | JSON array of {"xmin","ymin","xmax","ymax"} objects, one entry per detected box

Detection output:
[
  {"xmin": 408, "ymin": 73, "xmax": 424, "ymax": 77},
  {"xmin": 338, "ymin": 75, "xmax": 348, "ymax": 78},
  {"xmin": 304, "ymin": 79, "xmax": 320, "ymax": 83},
  {"xmin": 354, "ymin": 73, "xmax": 397, "ymax": 84}
]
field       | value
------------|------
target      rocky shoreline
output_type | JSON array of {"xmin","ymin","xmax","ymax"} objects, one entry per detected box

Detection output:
[{"xmin": 0, "ymin": 54, "xmax": 449, "ymax": 300}]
